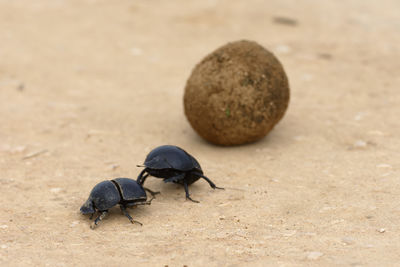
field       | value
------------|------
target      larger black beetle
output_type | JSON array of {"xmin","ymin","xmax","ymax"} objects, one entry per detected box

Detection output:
[
  {"xmin": 137, "ymin": 145, "xmax": 223, "ymax": 203},
  {"xmin": 80, "ymin": 178, "xmax": 152, "ymax": 229}
]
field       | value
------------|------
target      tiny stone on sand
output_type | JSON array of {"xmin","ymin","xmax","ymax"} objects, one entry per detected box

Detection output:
[
  {"xmin": 108, "ymin": 164, "xmax": 119, "ymax": 171},
  {"xmin": 50, "ymin": 188, "xmax": 63, "ymax": 194},
  {"xmin": 341, "ymin": 237, "xmax": 355, "ymax": 245},
  {"xmin": 353, "ymin": 140, "xmax": 367, "ymax": 148},
  {"xmin": 70, "ymin": 221, "xmax": 79, "ymax": 227},
  {"xmin": 376, "ymin": 164, "xmax": 392, "ymax": 169},
  {"xmin": 307, "ymin": 251, "xmax": 323, "ymax": 260},
  {"xmin": 354, "ymin": 112, "xmax": 367, "ymax": 121},
  {"xmin": 274, "ymin": 44, "xmax": 291, "ymax": 54}
]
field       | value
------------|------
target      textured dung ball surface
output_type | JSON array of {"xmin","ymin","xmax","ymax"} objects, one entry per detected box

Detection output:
[{"xmin": 184, "ymin": 40, "xmax": 290, "ymax": 146}]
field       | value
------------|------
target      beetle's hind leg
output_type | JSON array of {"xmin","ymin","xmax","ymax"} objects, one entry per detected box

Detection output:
[
  {"xmin": 132, "ymin": 196, "xmax": 154, "ymax": 206},
  {"xmin": 184, "ymin": 181, "xmax": 199, "ymax": 203},
  {"xmin": 144, "ymin": 187, "xmax": 160, "ymax": 197},
  {"xmin": 194, "ymin": 172, "xmax": 224, "ymax": 190},
  {"xmin": 120, "ymin": 205, "xmax": 143, "ymax": 226},
  {"xmin": 90, "ymin": 210, "xmax": 108, "ymax": 229}
]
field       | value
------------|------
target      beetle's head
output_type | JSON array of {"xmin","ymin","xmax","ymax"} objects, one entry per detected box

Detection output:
[{"xmin": 80, "ymin": 200, "xmax": 95, "ymax": 214}]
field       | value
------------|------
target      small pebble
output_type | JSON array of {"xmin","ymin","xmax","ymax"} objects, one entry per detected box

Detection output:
[
  {"xmin": 0, "ymin": 225, "xmax": 8, "ymax": 229},
  {"xmin": 354, "ymin": 112, "xmax": 367, "ymax": 121},
  {"xmin": 108, "ymin": 164, "xmax": 120, "ymax": 171},
  {"xmin": 274, "ymin": 44, "xmax": 291, "ymax": 54},
  {"xmin": 17, "ymin": 83, "xmax": 25, "ymax": 91},
  {"xmin": 307, "ymin": 251, "xmax": 323, "ymax": 260},
  {"xmin": 353, "ymin": 140, "xmax": 367, "ymax": 148},
  {"xmin": 273, "ymin": 16, "xmax": 298, "ymax": 26},
  {"xmin": 1, "ymin": 244, "xmax": 7, "ymax": 249},
  {"xmin": 22, "ymin": 149, "xmax": 48, "ymax": 160},
  {"xmin": 341, "ymin": 237, "xmax": 355, "ymax": 245},
  {"xmin": 50, "ymin": 188, "xmax": 63, "ymax": 194},
  {"xmin": 378, "ymin": 228, "xmax": 385, "ymax": 233},
  {"xmin": 376, "ymin": 164, "xmax": 392, "ymax": 169},
  {"xmin": 70, "ymin": 221, "xmax": 79, "ymax": 227},
  {"xmin": 318, "ymin": 53, "xmax": 332, "ymax": 60}
]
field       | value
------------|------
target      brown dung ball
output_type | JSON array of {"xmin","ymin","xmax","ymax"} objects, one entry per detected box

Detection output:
[{"xmin": 184, "ymin": 40, "xmax": 290, "ymax": 146}]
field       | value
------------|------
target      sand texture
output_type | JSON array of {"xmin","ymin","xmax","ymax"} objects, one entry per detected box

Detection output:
[{"xmin": 1, "ymin": 0, "xmax": 400, "ymax": 266}]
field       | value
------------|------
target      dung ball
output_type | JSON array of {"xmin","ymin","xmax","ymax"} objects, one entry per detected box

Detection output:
[{"xmin": 184, "ymin": 40, "xmax": 290, "ymax": 146}]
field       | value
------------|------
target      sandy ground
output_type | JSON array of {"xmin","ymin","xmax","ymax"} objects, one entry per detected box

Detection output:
[{"xmin": 1, "ymin": 0, "xmax": 400, "ymax": 266}]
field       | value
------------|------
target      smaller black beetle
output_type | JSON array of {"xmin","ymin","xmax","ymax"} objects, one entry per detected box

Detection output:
[
  {"xmin": 80, "ymin": 178, "xmax": 152, "ymax": 229},
  {"xmin": 137, "ymin": 145, "xmax": 223, "ymax": 203}
]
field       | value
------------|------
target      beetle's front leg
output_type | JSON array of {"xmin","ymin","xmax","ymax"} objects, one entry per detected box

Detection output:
[
  {"xmin": 184, "ymin": 181, "xmax": 199, "ymax": 203},
  {"xmin": 90, "ymin": 210, "xmax": 108, "ymax": 229}
]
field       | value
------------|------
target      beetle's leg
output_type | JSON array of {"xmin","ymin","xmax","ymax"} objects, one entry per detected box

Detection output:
[
  {"xmin": 90, "ymin": 210, "xmax": 108, "ymax": 229},
  {"xmin": 184, "ymin": 181, "xmax": 199, "ymax": 203},
  {"xmin": 194, "ymin": 172, "xmax": 224, "ymax": 190},
  {"xmin": 138, "ymin": 169, "xmax": 161, "ymax": 196},
  {"xmin": 132, "ymin": 196, "xmax": 154, "ymax": 206},
  {"xmin": 139, "ymin": 173, "xmax": 161, "ymax": 196},
  {"xmin": 137, "ymin": 169, "xmax": 148, "ymax": 185},
  {"xmin": 120, "ymin": 205, "xmax": 142, "ymax": 226},
  {"xmin": 89, "ymin": 213, "xmax": 94, "ymax": 220},
  {"xmin": 144, "ymin": 187, "xmax": 160, "ymax": 197}
]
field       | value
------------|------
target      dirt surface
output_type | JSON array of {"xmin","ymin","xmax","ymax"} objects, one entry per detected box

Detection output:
[{"xmin": 1, "ymin": 0, "xmax": 399, "ymax": 266}]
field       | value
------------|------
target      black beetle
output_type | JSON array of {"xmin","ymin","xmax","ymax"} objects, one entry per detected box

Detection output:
[
  {"xmin": 80, "ymin": 178, "xmax": 152, "ymax": 229},
  {"xmin": 137, "ymin": 145, "xmax": 223, "ymax": 203}
]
